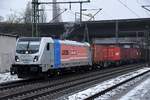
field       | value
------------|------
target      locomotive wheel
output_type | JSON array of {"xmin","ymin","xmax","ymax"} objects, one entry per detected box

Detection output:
[
  {"xmin": 88, "ymin": 67, "xmax": 92, "ymax": 70},
  {"xmin": 10, "ymin": 70, "xmax": 15, "ymax": 75},
  {"xmin": 103, "ymin": 62, "xmax": 108, "ymax": 67},
  {"xmin": 54, "ymin": 70, "xmax": 62, "ymax": 76},
  {"xmin": 10, "ymin": 67, "xmax": 16, "ymax": 75},
  {"xmin": 57, "ymin": 71, "xmax": 60, "ymax": 76},
  {"xmin": 97, "ymin": 65, "xmax": 101, "ymax": 69}
]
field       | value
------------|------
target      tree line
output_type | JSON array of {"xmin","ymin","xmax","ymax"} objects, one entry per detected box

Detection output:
[{"xmin": 0, "ymin": 2, "xmax": 47, "ymax": 24}]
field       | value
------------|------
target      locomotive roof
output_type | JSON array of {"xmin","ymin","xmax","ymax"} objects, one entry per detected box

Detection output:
[
  {"xmin": 59, "ymin": 40, "xmax": 90, "ymax": 46},
  {"xmin": 18, "ymin": 37, "xmax": 90, "ymax": 46},
  {"xmin": 92, "ymin": 37, "xmax": 141, "ymax": 44},
  {"xmin": 18, "ymin": 37, "xmax": 41, "ymax": 41}
]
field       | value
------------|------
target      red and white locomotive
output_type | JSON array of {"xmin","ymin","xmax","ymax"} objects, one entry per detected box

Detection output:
[{"xmin": 11, "ymin": 37, "xmax": 91, "ymax": 78}]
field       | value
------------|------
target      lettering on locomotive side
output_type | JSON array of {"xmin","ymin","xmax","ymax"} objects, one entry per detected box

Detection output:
[
  {"xmin": 70, "ymin": 50, "xmax": 77, "ymax": 55},
  {"xmin": 62, "ymin": 50, "xmax": 78, "ymax": 55},
  {"xmin": 62, "ymin": 50, "xmax": 69, "ymax": 55}
]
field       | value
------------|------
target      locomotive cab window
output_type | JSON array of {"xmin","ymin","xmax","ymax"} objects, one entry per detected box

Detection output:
[
  {"xmin": 16, "ymin": 37, "xmax": 41, "ymax": 54},
  {"xmin": 47, "ymin": 43, "xmax": 50, "ymax": 51}
]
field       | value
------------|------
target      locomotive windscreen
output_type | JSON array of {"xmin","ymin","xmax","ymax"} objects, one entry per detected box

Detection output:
[{"xmin": 16, "ymin": 37, "xmax": 41, "ymax": 54}]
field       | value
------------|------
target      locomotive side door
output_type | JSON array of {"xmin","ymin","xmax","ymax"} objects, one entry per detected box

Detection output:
[
  {"xmin": 41, "ymin": 42, "xmax": 51, "ymax": 65},
  {"xmin": 45, "ymin": 42, "xmax": 51, "ymax": 64}
]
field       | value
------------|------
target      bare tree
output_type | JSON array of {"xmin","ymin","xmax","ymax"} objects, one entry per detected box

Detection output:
[
  {"xmin": 6, "ymin": 13, "xmax": 23, "ymax": 24},
  {"xmin": 6, "ymin": 2, "xmax": 46, "ymax": 24},
  {"xmin": 0, "ymin": 16, "xmax": 4, "ymax": 22},
  {"xmin": 24, "ymin": 1, "xmax": 32, "ymax": 23},
  {"xmin": 39, "ymin": 5, "xmax": 47, "ymax": 23}
]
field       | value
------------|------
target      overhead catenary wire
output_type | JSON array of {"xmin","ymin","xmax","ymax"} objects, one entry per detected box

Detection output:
[
  {"xmin": 144, "ymin": 9, "xmax": 150, "ymax": 16},
  {"xmin": 88, "ymin": 8, "xmax": 102, "ymax": 21},
  {"xmin": 136, "ymin": 0, "xmax": 150, "ymax": 16},
  {"xmin": 142, "ymin": 5, "xmax": 150, "ymax": 12},
  {"xmin": 141, "ymin": 5, "xmax": 150, "ymax": 15},
  {"xmin": 50, "ymin": 8, "xmax": 67, "ymax": 22},
  {"xmin": 117, "ymin": 0, "xmax": 140, "ymax": 18},
  {"xmin": 67, "ymin": 9, "xmax": 90, "ymax": 21}
]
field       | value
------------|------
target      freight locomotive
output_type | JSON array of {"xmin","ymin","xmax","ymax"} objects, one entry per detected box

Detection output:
[{"xmin": 11, "ymin": 37, "xmax": 142, "ymax": 78}]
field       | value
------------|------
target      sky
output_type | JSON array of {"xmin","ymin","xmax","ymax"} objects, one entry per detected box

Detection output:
[{"xmin": 0, "ymin": 0, "xmax": 150, "ymax": 22}]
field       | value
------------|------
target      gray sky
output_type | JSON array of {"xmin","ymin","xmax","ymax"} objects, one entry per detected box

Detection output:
[{"xmin": 0, "ymin": 0, "xmax": 150, "ymax": 22}]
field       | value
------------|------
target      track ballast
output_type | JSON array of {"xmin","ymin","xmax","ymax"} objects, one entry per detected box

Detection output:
[{"xmin": 0, "ymin": 64, "xmax": 145, "ymax": 100}]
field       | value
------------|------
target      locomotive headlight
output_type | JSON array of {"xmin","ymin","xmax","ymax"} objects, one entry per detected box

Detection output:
[
  {"xmin": 33, "ymin": 56, "xmax": 38, "ymax": 62},
  {"xmin": 15, "ymin": 56, "xmax": 19, "ymax": 62}
]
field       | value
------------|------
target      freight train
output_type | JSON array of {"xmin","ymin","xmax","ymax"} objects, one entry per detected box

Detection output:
[{"xmin": 11, "ymin": 37, "xmax": 143, "ymax": 78}]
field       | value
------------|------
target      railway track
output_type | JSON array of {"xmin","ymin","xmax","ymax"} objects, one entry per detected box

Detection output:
[
  {"xmin": 0, "ymin": 79, "xmax": 45, "ymax": 91},
  {"xmin": 0, "ymin": 64, "xmax": 145, "ymax": 100},
  {"xmin": 85, "ymin": 66, "xmax": 150, "ymax": 100},
  {"xmin": 0, "ymin": 64, "xmax": 139, "ymax": 91},
  {"xmin": 0, "ymin": 66, "xmax": 123, "ymax": 91}
]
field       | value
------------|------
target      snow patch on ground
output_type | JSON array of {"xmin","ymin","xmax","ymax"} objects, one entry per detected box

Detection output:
[
  {"xmin": 119, "ymin": 76, "xmax": 150, "ymax": 100},
  {"xmin": 95, "ymin": 71, "xmax": 150, "ymax": 100},
  {"xmin": 0, "ymin": 72, "xmax": 20, "ymax": 83},
  {"xmin": 63, "ymin": 67, "xmax": 150, "ymax": 100}
]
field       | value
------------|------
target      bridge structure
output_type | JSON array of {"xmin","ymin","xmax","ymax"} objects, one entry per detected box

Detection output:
[{"xmin": 0, "ymin": 18, "xmax": 149, "ymax": 40}]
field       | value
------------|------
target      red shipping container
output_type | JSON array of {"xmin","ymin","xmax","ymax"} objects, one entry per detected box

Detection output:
[{"xmin": 92, "ymin": 44, "xmax": 121, "ymax": 64}]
